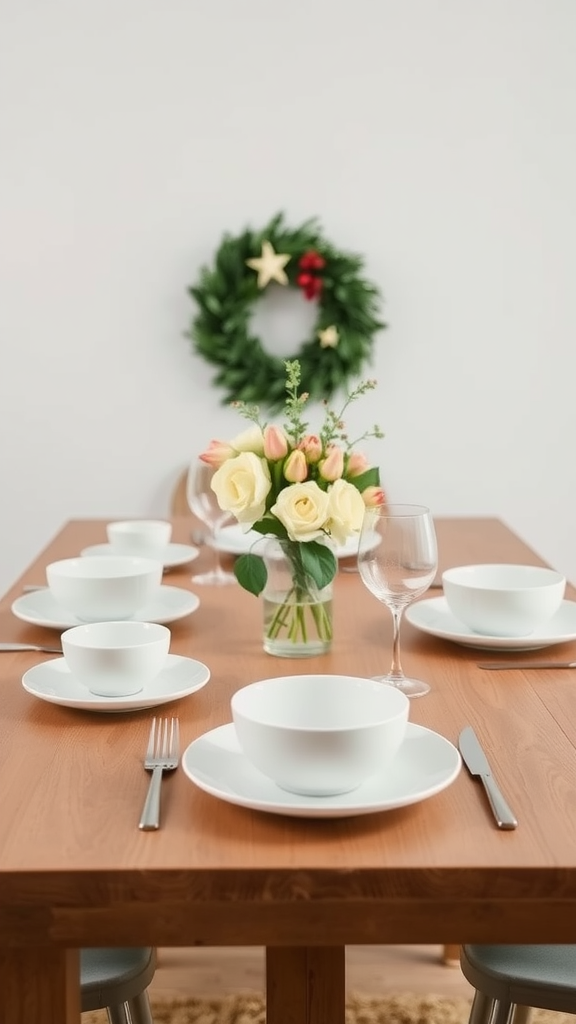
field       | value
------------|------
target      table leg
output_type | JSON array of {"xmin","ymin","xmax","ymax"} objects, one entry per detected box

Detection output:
[
  {"xmin": 266, "ymin": 946, "xmax": 345, "ymax": 1024},
  {"xmin": 0, "ymin": 947, "xmax": 80, "ymax": 1023},
  {"xmin": 442, "ymin": 944, "xmax": 461, "ymax": 966}
]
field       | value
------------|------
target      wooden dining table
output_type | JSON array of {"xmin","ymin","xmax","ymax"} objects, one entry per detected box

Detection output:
[{"xmin": 2, "ymin": 516, "xmax": 576, "ymax": 1024}]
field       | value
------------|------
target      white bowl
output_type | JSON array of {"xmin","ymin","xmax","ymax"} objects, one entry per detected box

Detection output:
[
  {"xmin": 231, "ymin": 674, "xmax": 410, "ymax": 796},
  {"xmin": 442, "ymin": 563, "xmax": 566, "ymax": 637},
  {"xmin": 106, "ymin": 519, "xmax": 172, "ymax": 557},
  {"xmin": 61, "ymin": 620, "xmax": 171, "ymax": 696},
  {"xmin": 46, "ymin": 556, "xmax": 163, "ymax": 621}
]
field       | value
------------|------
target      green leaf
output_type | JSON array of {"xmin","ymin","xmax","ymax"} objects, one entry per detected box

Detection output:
[
  {"xmin": 234, "ymin": 553, "xmax": 267, "ymax": 596},
  {"xmin": 299, "ymin": 542, "xmax": 337, "ymax": 589},
  {"xmin": 349, "ymin": 466, "xmax": 381, "ymax": 490},
  {"xmin": 251, "ymin": 519, "xmax": 287, "ymax": 539},
  {"xmin": 205, "ymin": 294, "xmax": 222, "ymax": 315}
]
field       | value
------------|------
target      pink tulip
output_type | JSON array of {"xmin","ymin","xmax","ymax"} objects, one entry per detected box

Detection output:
[
  {"xmin": 283, "ymin": 449, "xmax": 308, "ymax": 483},
  {"xmin": 362, "ymin": 486, "xmax": 386, "ymax": 508},
  {"xmin": 199, "ymin": 440, "xmax": 235, "ymax": 468},
  {"xmin": 319, "ymin": 445, "xmax": 344, "ymax": 482},
  {"xmin": 346, "ymin": 451, "xmax": 370, "ymax": 477},
  {"xmin": 263, "ymin": 424, "xmax": 289, "ymax": 460},
  {"xmin": 298, "ymin": 434, "xmax": 323, "ymax": 463}
]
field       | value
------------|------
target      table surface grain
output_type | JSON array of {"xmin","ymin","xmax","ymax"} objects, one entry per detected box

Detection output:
[{"xmin": 1, "ymin": 516, "xmax": 576, "ymax": 1023}]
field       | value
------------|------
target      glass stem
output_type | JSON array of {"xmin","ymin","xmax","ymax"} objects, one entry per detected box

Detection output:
[
  {"xmin": 213, "ymin": 545, "xmax": 225, "ymax": 576},
  {"xmin": 206, "ymin": 527, "xmax": 224, "ymax": 576},
  {"xmin": 388, "ymin": 605, "xmax": 405, "ymax": 680}
]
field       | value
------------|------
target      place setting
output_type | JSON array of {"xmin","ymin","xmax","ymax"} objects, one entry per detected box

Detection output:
[
  {"xmin": 11, "ymin": 529, "xmax": 209, "ymax": 711},
  {"xmin": 405, "ymin": 563, "xmax": 576, "ymax": 652},
  {"xmin": 21, "ymin": 620, "xmax": 211, "ymax": 713},
  {"xmin": 80, "ymin": 518, "xmax": 201, "ymax": 570},
  {"xmin": 11, "ymin": 549, "xmax": 200, "ymax": 629},
  {"xmin": 182, "ymin": 673, "xmax": 461, "ymax": 819}
]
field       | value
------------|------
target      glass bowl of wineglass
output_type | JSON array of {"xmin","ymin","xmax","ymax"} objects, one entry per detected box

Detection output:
[
  {"xmin": 358, "ymin": 503, "xmax": 438, "ymax": 697},
  {"xmin": 186, "ymin": 460, "xmax": 238, "ymax": 586}
]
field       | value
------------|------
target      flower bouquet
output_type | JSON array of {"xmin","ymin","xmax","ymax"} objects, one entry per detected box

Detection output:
[{"xmin": 199, "ymin": 360, "xmax": 384, "ymax": 655}]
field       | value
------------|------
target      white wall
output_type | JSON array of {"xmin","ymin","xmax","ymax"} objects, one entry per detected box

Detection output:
[{"xmin": 1, "ymin": 0, "xmax": 575, "ymax": 594}]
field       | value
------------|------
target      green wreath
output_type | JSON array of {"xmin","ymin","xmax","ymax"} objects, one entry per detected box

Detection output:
[{"xmin": 187, "ymin": 212, "xmax": 386, "ymax": 410}]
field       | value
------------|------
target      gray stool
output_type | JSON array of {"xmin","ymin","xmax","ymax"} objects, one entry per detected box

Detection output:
[
  {"xmin": 460, "ymin": 945, "xmax": 576, "ymax": 1024},
  {"xmin": 81, "ymin": 947, "xmax": 156, "ymax": 1024}
]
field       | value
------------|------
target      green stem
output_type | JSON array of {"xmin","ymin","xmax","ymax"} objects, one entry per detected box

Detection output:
[{"xmin": 264, "ymin": 541, "xmax": 333, "ymax": 646}]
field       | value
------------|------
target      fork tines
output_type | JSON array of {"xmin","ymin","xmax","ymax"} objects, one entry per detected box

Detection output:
[
  {"xmin": 139, "ymin": 716, "xmax": 180, "ymax": 831},
  {"xmin": 147, "ymin": 716, "xmax": 179, "ymax": 759}
]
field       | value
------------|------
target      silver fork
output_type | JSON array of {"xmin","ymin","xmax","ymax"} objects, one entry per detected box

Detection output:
[{"xmin": 138, "ymin": 717, "xmax": 180, "ymax": 831}]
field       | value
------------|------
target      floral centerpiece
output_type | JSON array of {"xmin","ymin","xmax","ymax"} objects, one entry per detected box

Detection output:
[{"xmin": 199, "ymin": 360, "xmax": 385, "ymax": 656}]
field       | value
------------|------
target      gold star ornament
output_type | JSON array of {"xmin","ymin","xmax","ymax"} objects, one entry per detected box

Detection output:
[
  {"xmin": 246, "ymin": 240, "xmax": 290, "ymax": 288},
  {"xmin": 318, "ymin": 325, "xmax": 339, "ymax": 349}
]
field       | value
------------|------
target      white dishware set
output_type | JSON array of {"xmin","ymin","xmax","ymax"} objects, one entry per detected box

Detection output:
[
  {"xmin": 106, "ymin": 519, "xmax": 172, "ymax": 558},
  {"xmin": 231, "ymin": 674, "xmax": 410, "ymax": 797},
  {"xmin": 22, "ymin": 652, "xmax": 211, "ymax": 712},
  {"xmin": 11, "ymin": 514, "xmax": 574, "ymax": 819},
  {"xmin": 61, "ymin": 620, "xmax": 171, "ymax": 697},
  {"xmin": 442, "ymin": 564, "xmax": 565, "ymax": 637},
  {"xmin": 12, "ymin": 520, "xmax": 202, "ymax": 630},
  {"xmin": 16, "ymin": 520, "xmax": 210, "ymax": 712},
  {"xmin": 182, "ymin": 672, "xmax": 462, "ymax": 818},
  {"xmin": 406, "ymin": 562, "xmax": 572, "ymax": 651},
  {"xmin": 46, "ymin": 555, "xmax": 163, "ymax": 622},
  {"xmin": 81, "ymin": 518, "xmax": 201, "ymax": 570}
]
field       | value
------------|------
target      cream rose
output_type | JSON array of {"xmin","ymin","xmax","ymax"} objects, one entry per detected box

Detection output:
[
  {"xmin": 230, "ymin": 425, "xmax": 265, "ymax": 455},
  {"xmin": 271, "ymin": 481, "xmax": 330, "ymax": 542},
  {"xmin": 211, "ymin": 452, "xmax": 271, "ymax": 526},
  {"xmin": 326, "ymin": 478, "xmax": 365, "ymax": 545}
]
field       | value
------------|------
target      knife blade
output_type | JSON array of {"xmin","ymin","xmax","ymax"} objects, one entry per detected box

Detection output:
[
  {"xmin": 478, "ymin": 661, "xmax": 576, "ymax": 670},
  {"xmin": 0, "ymin": 642, "xmax": 63, "ymax": 653},
  {"xmin": 458, "ymin": 726, "xmax": 518, "ymax": 829}
]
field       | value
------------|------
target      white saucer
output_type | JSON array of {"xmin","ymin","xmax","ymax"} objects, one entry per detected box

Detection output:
[
  {"xmin": 212, "ymin": 523, "xmax": 365, "ymax": 560},
  {"xmin": 181, "ymin": 722, "xmax": 460, "ymax": 818},
  {"xmin": 22, "ymin": 654, "xmax": 210, "ymax": 712},
  {"xmin": 11, "ymin": 585, "xmax": 200, "ymax": 630},
  {"xmin": 406, "ymin": 596, "xmax": 576, "ymax": 651},
  {"xmin": 80, "ymin": 542, "xmax": 200, "ymax": 569}
]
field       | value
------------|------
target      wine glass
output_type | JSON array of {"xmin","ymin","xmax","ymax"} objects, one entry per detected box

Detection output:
[
  {"xmin": 186, "ymin": 460, "xmax": 238, "ymax": 586},
  {"xmin": 358, "ymin": 503, "xmax": 438, "ymax": 697}
]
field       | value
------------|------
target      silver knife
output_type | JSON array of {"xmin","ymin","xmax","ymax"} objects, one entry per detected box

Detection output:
[
  {"xmin": 458, "ymin": 726, "xmax": 518, "ymax": 830},
  {"xmin": 0, "ymin": 642, "xmax": 63, "ymax": 653},
  {"xmin": 478, "ymin": 661, "xmax": 576, "ymax": 670}
]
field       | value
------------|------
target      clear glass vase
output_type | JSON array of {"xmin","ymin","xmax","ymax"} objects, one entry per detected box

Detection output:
[{"xmin": 261, "ymin": 538, "xmax": 334, "ymax": 658}]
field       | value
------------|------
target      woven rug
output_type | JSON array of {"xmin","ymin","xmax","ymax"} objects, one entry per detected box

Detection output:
[{"xmin": 81, "ymin": 992, "xmax": 575, "ymax": 1024}]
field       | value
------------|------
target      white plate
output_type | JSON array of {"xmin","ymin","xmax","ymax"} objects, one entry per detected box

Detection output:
[
  {"xmin": 11, "ymin": 585, "xmax": 200, "ymax": 630},
  {"xmin": 406, "ymin": 596, "xmax": 576, "ymax": 651},
  {"xmin": 211, "ymin": 523, "xmax": 365, "ymax": 560},
  {"xmin": 22, "ymin": 654, "xmax": 210, "ymax": 712},
  {"xmin": 80, "ymin": 542, "xmax": 200, "ymax": 569},
  {"xmin": 181, "ymin": 722, "xmax": 461, "ymax": 818}
]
